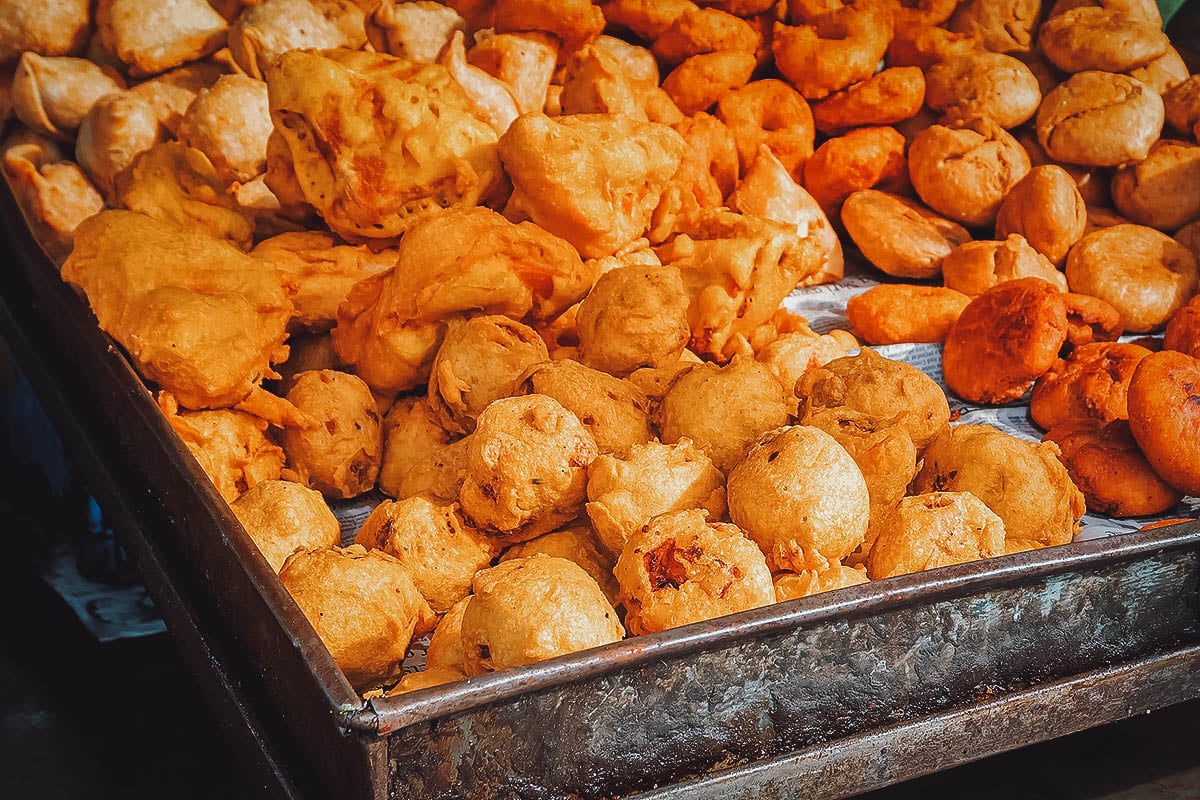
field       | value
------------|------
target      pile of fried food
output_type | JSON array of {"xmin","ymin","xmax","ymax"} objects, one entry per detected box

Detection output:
[{"xmin": 2, "ymin": 0, "xmax": 1199, "ymax": 695}]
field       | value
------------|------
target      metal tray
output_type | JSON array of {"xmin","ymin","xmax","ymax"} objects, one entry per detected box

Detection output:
[{"xmin": 2, "ymin": 183, "xmax": 1198, "ymax": 800}]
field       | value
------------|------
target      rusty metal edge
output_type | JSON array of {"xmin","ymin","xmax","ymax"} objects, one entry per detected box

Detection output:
[{"xmin": 367, "ymin": 521, "xmax": 1200, "ymax": 733}]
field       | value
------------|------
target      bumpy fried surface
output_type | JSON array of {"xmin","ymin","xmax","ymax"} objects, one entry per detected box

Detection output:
[
  {"xmin": 1063, "ymin": 292, "xmax": 1123, "ymax": 347},
  {"xmin": 230, "ymin": 479, "xmax": 341, "ymax": 572},
  {"xmin": 229, "ymin": 0, "xmax": 367, "ymax": 80},
  {"xmin": 470, "ymin": 31, "xmax": 559, "ymax": 116},
  {"xmin": 662, "ymin": 51, "xmax": 757, "ymax": 116},
  {"xmin": 0, "ymin": 0, "xmax": 90, "ymax": 63},
  {"xmin": 941, "ymin": 235, "xmax": 1067, "ymax": 298},
  {"xmin": 500, "ymin": 522, "xmax": 621, "ymax": 607},
  {"xmin": 1111, "ymin": 140, "xmax": 1200, "ymax": 232},
  {"xmin": 995, "ymin": 165, "xmax": 1088, "ymax": 266},
  {"xmin": 947, "ymin": 0, "xmax": 1039, "ymax": 54},
  {"xmin": 177, "ymin": 74, "xmax": 273, "ymax": 184},
  {"xmin": 576, "ymin": 265, "xmax": 691, "ymax": 376},
  {"xmin": 1164, "ymin": 75, "xmax": 1200, "ymax": 137},
  {"xmin": 846, "ymin": 284, "xmax": 970, "ymax": 344},
  {"xmin": 840, "ymin": 189, "xmax": 970, "ymax": 279},
  {"xmin": 1127, "ymin": 350, "xmax": 1200, "ymax": 495},
  {"xmin": 803, "ymin": 126, "xmax": 908, "ymax": 213},
  {"xmin": 774, "ymin": 565, "xmax": 867, "ymax": 601},
  {"xmin": 129, "ymin": 62, "xmax": 226, "ymax": 136},
  {"xmin": 424, "ymin": 595, "xmax": 470, "ymax": 673},
  {"xmin": 75, "ymin": 91, "xmax": 165, "ymax": 196},
  {"xmin": 1030, "ymin": 342, "xmax": 1153, "ymax": 430},
  {"xmin": 493, "ymin": 0, "xmax": 606, "ymax": 55},
  {"xmin": 887, "ymin": 21, "xmax": 981, "ymax": 69},
  {"xmin": 813, "ymin": 67, "xmax": 926, "ymax": 135},
  {"xmin": 1039, "ymin": 7, "xmax": 1168, "ymax": 74},
  {"xmin": 614, "ymin": 509, "xmax": 773, "ymax": 634},
  {"xmin": 772, "ymin": 2, "xmax": 892, "ymax": 101},
  {"xmin": 97, "ymin": 0, "xmax": 228, "ymax": 76},
  {"xmin": 11, "ymin": 53, "xmax": 125, "ymax": 140},
  {"xmin": 924, "ymin": 53, "xmax": 1040, "ymax": 129},
  {"xmin": 378, "ymin": 397, "xmax": 467, "ymax": 501},
  {"xmin": 755, "ymin": 328, "xmax": 858, "ymax": 409},
  {"xmin": 1037, "ymin": 71, "xmax": 1164, "ymax": 167},
  {"xmin": 282, "ymin": 370, "xmax": 383, "ymax": 498},
  {"xmin": 1165, "ymin": 298, "xmax": 1200, "ymax": 359},
  {"xmin": 366, "ymin": 1, "xmax": 466, "ymax": 62},
  {"xmin": 867, "ymin": 492, "xmax": 1006, "ymax": 579}
]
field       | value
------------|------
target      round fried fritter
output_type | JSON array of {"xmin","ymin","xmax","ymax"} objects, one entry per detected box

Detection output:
[
  {"xmin": 996, "ymin": 165, "xmax": 1088, "ymax": 266},
  {"xmin": 575, "ymin": 264, "xmax": 690, "ymax": 376},
  {"xmin": 378, "ymin": 397, "xmax": 466, "ymax": 501},
  {"xmin": 755, "ymin": 328, "xmax": 859, "ymax": 409},
  {"xmin": 282, "ymin": 370, "xmax": 383, "ymax": 499},
  {"xmin": 459, "ymin": 394, "xmax": 599, "ymax": 542},
  {"xmin": 651, "ymin": 7, "xmax": 759, "ymax": 65},
  {"xmin": 866, "ymin": 492, "xmax": 1006, "ymax": 580},
  {"xmin": 727, "ymin": 425, "xmax": 869, "ymax": 572},
  {"xmin": 613, "ymin": 509, "xmax": 774, "ymax": 635},
  {"xmin": 500, "ymin": 522, "xmax": 620, "ymax": 607},
  {"xmin": 1043, "ymin": 419, "xmax": 1183, "ymax": 517},
  {"xmin": 1127, "ymin": 350, "xmax": 1200, "ymax": 495},
  {"xmin": 75, "ymin": 91, "xmax": 164, "ymax": 196},
  {"xmin": 1164, "ymin": 75, "xmax": 1200, "ymax": 137},
  {"xmin": 941, "ymin": 235, "xmax": 1068, "ymax": 298},
  {"xmin": 1129, "ymin": 47, "xmax": 1189, "ymax": 95},
  {"xmin": 913, "ymin": 424, "xmax": 1086, "ymax": 546},
  {"xmin": 947, "ymin": 0, "xmax": 1039, "ymax": 54},
  {"xmin": 1017, "ymin": 130, "xmax": 1111, "ymax": 208},
  {"xmin": 796, "ymin": 347, "xmax": 950, "ymax": 453},
  {"xmin": 887, "ymin": 21, "xmax": 982, "ymax": 70},
  {"xmin": 428, "ymin": 315, "xmax": 549, "ymax": 435},
  {"xmin": 230, "ymin": 479, "xmax": 340, "ymax": 573},
  {"xmin": 461, "ymin": 555, "xmax": 623, "ymax": 675},
  {"xmin": 907, "ymin": 116, "xmax": 1030, "ymax": 228},
  {"xmin": 1065, "ymin": 224, "xmax": 1199, "ymax": 333},
  {"xmin": 924, "ymin": 53, "xmax": 1041, "ymax": 129},
  {"xmin": 811, "ymin": 67, "xmax": 926, "ymax": 135},
  {"xmin": 1039, "ymin": 7, "xmax": 1169, "ymax": 74},
  {"xmin": 354, "ymin": 495, "xmax": 497, "ymax": 613},
  {"xmin": 661, "ymin": 50, "xmax": 757, "ymax": 115},
  {"xmin": 1037, "ymin": 71, "xmax": 1164, "ymax": 167},
  {"xmin": 846, "ymin": 284, "xmax": 971, "ymax": 345},
  {"xmin": 774, "ymin": 565, "xmax": 868, "ymax": 601},
  {"xmin": 424, "ymin": 595, "xmax": 470, "ymax": 673},
  {"xmin": 658, "ymin": 356, "xmax": 790, "ymax": 472},
  {"xmin": 840, "ymin": 189, "xmax": 971, "ymax": 279},
  {"xmin": 1111, "ymin": 140, "xmax": 1200, "ymax": 232},
  {"xmin": 1165, "ymin": 299, "xmax": 1200, "ymax": 359},
  {"xmin": 279, "ymin": 545, "xmax": 436, "ymax": 690},
  {"xmin": 803, "ymin": 126, "xmax": 909, "ymax": 212},
  {"xmin": 1063, "ymin": 292, "xmax": 1123, "ymax": 347},
  {"xmin": 177, "ymin": 74, "xmax": 271, "ymax": 184},
  {"xmin": 1029, "ymin": 342, "xmax": 1153, "ymax": 430},
  {"xmin": 715, "ymin": 78, "xmax": 816, "ymax": 178}
]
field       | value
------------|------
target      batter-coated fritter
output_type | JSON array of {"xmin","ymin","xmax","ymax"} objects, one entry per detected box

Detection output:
[
  {"xmin": 230, "ymin": 479, "xmax": 341, "ymax": 573},
  {"xmin": 867, "ymin": 492, "xmax": 1006, "ymax": 580},
  {"xmin": 1030, "ymin": 342, "xmax": 1153, "ymax": 430},
  {"xmin": 1127, "ymin": 350, "xmax": 1200, "ymax": 495},
  {"xmin": 282, "ymin": 370, "xmax": 383, "ymax": 499}
]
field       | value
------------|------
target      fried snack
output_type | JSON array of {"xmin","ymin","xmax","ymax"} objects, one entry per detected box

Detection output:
[
  {"xmin": 601, "ymin": 0, "xmax": 699, "ymax": 40},
  {"xmin": 1164, "ymin": 75, "xmax": 1200, "ymax": 137},
  {"xmin": 462, "ymin": 555, "xmax": 623, "ymax": 674},
  {"xmin": 614, "ymin": 509, "xmax": 773, "ymax": 634},
  {"xmin": 995, "ymin": 165, "xmax": 1088, "ymax": 267},
  {"xmin": 1044, "ymin": 419, "xmax": 1183, "ymax": 517},
  {"xmin": 229, "ymin": 0, "xmax": 367, "ymax": 79},
  {"xmin": 333, "ymin": 206, "xmax": 593, "ymax": 394},
  {"xmin": 661, "ymin": 50, "xmax": 757, "ymax": 116},
  {"xmin": 811, "ymin": 67, "xmax": 926, "ymax": 135},
  {"xmin": 840, "ymin": 190, "xmax": 971, "ymax": 279},
  {"xmin": 846, "ymin": 285, "xmax": 970, "ymax": 345},
  {"xmin": 575, "ymin": 265, "xmax": 690, "ymax": 376},
  {"xmin": 774, "ymin": 565, "xmax": 867, "ymax": 601},
  {"xmin": 1048, "ymin": 0, "xmax": 1162, "ymax": 25},
  {"xmin": 1017, "ymin": 130, "xmax": 1110, "ymax": 209},
  {"xmin": 907, "ymin": 116, "xmax": 1030, "ymax": 228},
  {"xmin": 772, "ymin": 2, "xmax": 892, "ymax": 101},
  {"xmin": 886, "ymin": 22, "xmax": 981, "ymax": 69},
  {"xmin": 728, "ymin": 148, "xmax": 844, "ymax": 287},
  {"xmin": 517, "ymin": 359, "xmax": 653, "ymax": 457},
  {"xmin": 379, "ymin": 397, "xmax": 467, "ymax": 501},
  {"xmin": 176, "ymin": 74, "xmax": 272, "ymax": 185},
  {"xmin": 267, "ymin": 50, "xmax": 503, "ymax": 242},
  {"xmin": 0, "ymin": 0, "xmax": 90, "ymax": 63},
  {"xmin": 75, "ymin": 92, "xmax": 165, "ymax": 197},
  {"xmin": 459, "ymin": 394, "xmax": 599, "ymax": 542},
  {"xmin": 1111, "ymin": 140, "xmax": 1200, "ymax": 232},
  {"xmin": 437, "ymin": 30, "xmax": 521, "ymax": 136},
  {"xmin": 281, "ymin": 371, "xmax": 382, "ymax": 498},
  {"xmin": 1165, "ymin": 299, "xmax": 1200, "ymax": 359},
  {"xmin": 1, "ymin": 130, "xmax": 103, "ymax": 264},
  {"xmin": 796, "ymin": 347, "xmax": 950, "ymax": 452},
  {"xmin": 803, "ymin": 126, "xmax": 908, "ymax": 213},
  {"xmin": 114, "ymin": 143, "xmax": 255, "ymax": 249},
  {"xmin": 354, "ymin": 495, "xmax": 496, "ymax": 613},
  {"xmin": 941, "ymin": 235, "xmax": 1068, "ymax": 298},
  {"xmin": 652, "ymin": 7, "xmax": 759, "ymax": 65},
  {"xmin": 1029, "ymin": 342, "xmax": 1152, "ymax": 430},
  {"xmin": 866, "ymin": 492, "xmax": 1006, "ymax": 580},
  {"xmin": 11, "ymin": 54, "xmax": 125, "ymax": 141},
  {"xmin": 492, "ymin": 0, "xmax": 606, "ymax": 55},
  {"xmin": 1039, "ymin": 8, "xmax": 1168, "ymax": 74},
  {"xmin": 1128, "ymin": 350, "xmax": 1200, "ymax": 494},
  {"xmin": 230, "ymin": 480, "xmax": 341, "ymax": 572},
  {"xmin": 658, "ymin": 357, "xmax": 790, "ymax": 471},
  {"xmin": 63, "ymin": 211, "xmax": 292, "ymax": 410},
  {"xmin": 470, "ymin": 32, "xmax": 559, "ymax": 116},
  {"xmin": 1037, "ymin": 71, "xmax": 1165, "ymax": 167},
  {"xmin": 251, "ymin": 232, "xmax": 395, "ymax": 332},
  {"xmin": 914, "ymin": 424, "xmax": 1085, "ymax": 546},
  {"xmin": 755, "ymin": 328, "xmax": 859, "ymax": 407},
  {"xmin": 97, "ymin": 0, "xmax": 228, "ymax": 77},
  {"xmin": 1063, "ymin": 292, "xmax": 1124, "ymax": 347},
  {"xmin": 500, "ymin": 522, "xmax": 620, "ymax": 607},
  {"xmin": 500, "ymin": 113, "xmax": 685, "ymax": 258},
  {"xmin": 947, "ymin": 0, "xmax": 1038, "ymax": 54},
  {"xmin": 428, "ymin": 316, "xmax": 549, "ymax": 436},
  {"xmin": 366, "ymin": 1, "xmax": 466, "ymax": 62},
  {"xmin": 1130, "ymin": 48, "xmax": 1189, "ymax": 96},
  {"xmin": 585, "ymin": 439, "xmax": 725, "ymax": 557},
  {"xmin": 648, "ymin": 113, "xmax": 738, "ymax": 237},
  {"xmin": 924, "ymin": 53, "xmax": 1040, "ymax": 129},
  {"xmin": 273, "ymin": 332, "xmax": 341, "ymax": 396},
  {"xmin": 129, "ymin": 62, "xmax": 227, "ymax": 136},
  {"xmin": 1178, "ymin": 222, "xmax": 1200, "ymax": 260},
  {"xmin": 425, "ymin": 596, "xmax": 470, "ymax": 673},
  {"xmin": 1065, "ymin": 224, "xmax": 1199, "ymax": 333},
  {"xmin": 279, "ymin": 545, "xmax": 436, "ymax": 690},
  {"xmin": 716, "ymin": 79, "xmax": 816, "ymax": 178},
  {"xmin": 561, "ymin": 40, "xmax": 673, "ymax": 122}
]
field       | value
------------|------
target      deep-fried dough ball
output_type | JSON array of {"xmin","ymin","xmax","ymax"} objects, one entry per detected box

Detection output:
[
  {"xmin": 229, "ymin": 0, "xmax": 367, "ymax": 80},
  {"xmin": 500, "ymin": 522, "xmax": 620, "ymax": 607},
  {"xmin": 279, "ymin": 545, "xmax": 435, "ymax": 689},
  {"xmin": 461, "ymin": 555, "xmax": 623, "ymax": 674},
  {"xmin": 907, "ymin": 116, "xmax": 1030, "ymax": 227},
  {"xmin": 128, "ymin": 62, "xmax": 226, "ymax": 136},
  {"xmin": 846, "ymin": 284, "xmax": 970, "ymax": 345},
  {"xmin": 601, "ymin": 0, "xmax": 698, "ymax": 40},
  {"xmin": 947, "ymin": 0, "xmax": 1039, "ymax": 54},
  {"xmin": 230, "ymin": 479, "xmax": 341, "ymax": 572},
  {"xmin": 1039, "ymin": 8, "xmax": 1168, "ymax": 74},
  {"xmin": 887, "ymin": 22, "xmax": 982, "ymax": 69},
  {"xmin": 913, "ymin": 424, "xmax": 1086, "ymax": 546},
  {"xmin": 755, "ymin": 329, "xmax": 859, "ymax": 407},
  {"xmin": 796, "ymin": 348, "xmax": 950, "ymax": 452},
  {"xmin": 97, "ymin": 0, "xmax": 228, "ymax": 77},
  {"xmin": 1165, "ymin": 299, "xmax": 1200, "ymax": 359},
  {"xmin": 354, "ymin": 495, "xmax": 496, "ymax": 613},
  {"xmin": 925, "ymin": 54, "xmax": 1040, "ymax": 129},
  {"xmin": 649, "ymin": 112, "xmax": 737, "ymax": 236},
  {"xmin": 75, "ymin": 91, "xmax": 165, "ymax": 197},
  {"xmin": 1043, "ymin": 419, "xmax": 1182, "ymax": 517},
  {"xmin": 575, "ymin": 265, "xmax": 690, "ymax": 376},
  {"xmin": 378, "ymin": 397, "xmax": 466, "ymax": 501},
  {"xmin": 774, "ymin": 565, "xmax": 867, "ymax": 601},
  {"xmin": 1018, "ymin": 130, "xmax": 1111, "ymax": 208},
  {"xmin": 11, "ymin": 54, "xmax": 125, "ymax": 141},
  {"xmin": 493, "ymin": 0, "xmax": 606, "ymax": 55},
  {"xmin": 803, "ymin": 126, "xmax": 909, "ymax": 212},
  {"xmin": 943, "ymin": 278, "xmax": 1069, "ymax": 404},
  {"xmin": 727, "ymin": 425, "xmax": 868, "ymax": 572},
  {"xmin": 1065, "ymin": 224, "xmax": 1199, "ymax": 333},
  {"xmin": 459, "ymin": 394, "xmax": 599, "ymax": 542},
  {"xmin": 866, "ymin": 492, "xmax": 1006, "ymax": 580},
  {"xmin": 1063, "ymin": 292, "xmax": 1123, "ymax": 346},
  {"xmin": 658, "ymin": 357, "xmax": 790, "ymax": 471},
  {"xmin": 1030, "ymin": 342, "xmax": 1153, "ymax": 430},
  {"xmin": 840, "ymin": 189, "xmax": 971, "ymax": 279},
  {"xmin": 652, "ymin": 7, "xmax": 759, "ymax": 65},
  {"xmin": 716, "ymin": 79, "xmax": 815, "ymax": 178},
  {"xmin": 1111, "ymin": 140, "xmax": 1200, "ymax": 232},
  {"xmin": 662, "ymin": 50, "xmax": 757, "ymax": 116},
  {"xmin": 177, "ymin": 74, "xmax": 272, "ymax": 184},
  {"xmin": 517, "ymin": 359, "xmax": 652, "ymax": 458},
  {"xmin": 586, "ymin": 439, "xmax": 726, "ymax": 557},
  {"xmin": 614, "ymin": 509, "xmax": 773, "ymax": 634},
  {"xmin": 1130, "ymin": 48, "xmax": 1189, "ymax": 95},
  {"xmin": 1037, "ymin": 71, "xmax": 1164, "ymax": 167},
  {"xmin": 772, "ymin": 2, "xmax": 892, "ymax": 101},
  {"xmin": 282, "ymin": 370, "xmax": 383, "ymax": 499},
  {"xmin": 1164, "ymin": 75, "xmax": 1200, "ymax": 137},
  {"xmin": 427, "ymin": 316, "xmax": 548, "ymax": 436},
  {"xmin": 1048, "ymin": 0, "xmax": 1162, "ymax": 26},
  {"xmin": 996, "ymin": 165, "xmax": 1088, "ymax": 266},
  {"xmin": 942, "ymin": 235, "xmax": 1068, "ymax": 298},
  {"xmin": 366, "ymin": 1, "xmax": 466, "ymax": 62},
  {"xmin": 1178, "ymin": 222, "xmax": 1200, "ymax": 260},
  {"xmin": 1127, "ymin": 350, "xmax": 1200, "ymax": 495},
  {"xmin": 424, "ymin": 595, "xmax": 469, "ymax": 673},
  {"xmin": 0, "ymin": 0, "xmax": 90, "ymax": 63},
  {"xmin": 812, "ymin": 67, "xmax": 926, "ymax": 135}
]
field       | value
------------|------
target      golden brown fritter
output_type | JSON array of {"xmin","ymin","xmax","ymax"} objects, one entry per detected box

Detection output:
[
  {"xmin": 867, "ymin": 492, "xmax": 1006, "ymax": 579},
  {"xmin": 230, "ymin": 479, "xmax": 341, "ymax": 572},
  {"xmin": 1029, "ymin": 342, "xmax": 1153, "ymax": 430},
  {"xmin": 282, "ymin": 370, "xmax": 383, "ymax": 499}
]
